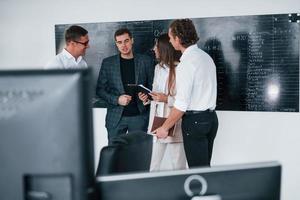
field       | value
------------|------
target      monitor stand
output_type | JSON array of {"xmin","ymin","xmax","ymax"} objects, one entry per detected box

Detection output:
[{"xmin": 191, "ymin": 195, "xmax": 222, "ymax": 200}]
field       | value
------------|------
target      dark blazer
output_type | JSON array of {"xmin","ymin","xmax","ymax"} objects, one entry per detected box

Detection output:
[{"xmin": 96, "ymin": 53, "xmax": 154, "ymax": 129}]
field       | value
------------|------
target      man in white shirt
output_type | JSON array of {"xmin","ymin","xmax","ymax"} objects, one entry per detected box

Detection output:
[
  {"xmin": 155, "ymin": 19, "xmax": 219, "ymax": 168},
  {"xmin": 45, "ymin": 25, "xmax": 89, "ymax": 69}
]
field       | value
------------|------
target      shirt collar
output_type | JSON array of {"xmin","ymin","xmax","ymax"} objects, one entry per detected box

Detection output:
[
  {"xmin": 162, "ymin": 63, "xmax": 169, "ymax": 70},
  {"xmin": 180, "ymin": 44, "xmax": 198, "ymax": 62},
  {"xmin": 158, "ymin": 64, "xmax": 170, "ymax": 73},
  {"xmin": 62, "ymin": 48, "xmax": 83, "ymax": 63}
]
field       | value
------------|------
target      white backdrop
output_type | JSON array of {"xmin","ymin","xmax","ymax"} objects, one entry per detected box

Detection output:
[{"xmin": 1, "ymin": 0, "xmax": 300, "ymax": 199}]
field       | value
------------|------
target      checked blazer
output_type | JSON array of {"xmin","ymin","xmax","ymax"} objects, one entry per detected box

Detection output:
[{"xmin": 96, "ymin": 53, "xmax": 154, "ymax": 129}]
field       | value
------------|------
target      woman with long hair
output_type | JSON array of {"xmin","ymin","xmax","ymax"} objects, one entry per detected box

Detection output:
[{"xmin": 140, "ymin": 33, "xmax": 187, "ymax": 171}]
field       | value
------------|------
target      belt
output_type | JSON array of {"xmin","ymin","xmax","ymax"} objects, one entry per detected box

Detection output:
[{"xmin": 185, "ymin": 109, "xmax": 214, "ymax": 115}]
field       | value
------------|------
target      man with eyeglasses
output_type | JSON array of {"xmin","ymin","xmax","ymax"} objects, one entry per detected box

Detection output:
[
  {"xmin": 45, "ymin": 25, "xmax": 89, "ymax": 69},
  {"xmin": 96, "ymin": 28, "xmax": 154, "ymax": 144}
]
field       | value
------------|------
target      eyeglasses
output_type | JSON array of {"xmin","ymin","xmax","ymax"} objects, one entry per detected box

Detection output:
[{"xmin": 73, "ymin": 40, "xmax": 89, "ymax": 46}]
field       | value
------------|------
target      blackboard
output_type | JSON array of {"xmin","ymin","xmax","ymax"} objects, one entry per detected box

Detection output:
[{"xmin": 55, "ymin": 13, "xmax": 300, "ymax": 112}]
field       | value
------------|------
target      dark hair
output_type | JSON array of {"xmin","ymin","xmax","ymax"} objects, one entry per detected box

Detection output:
[
  {"xmin": 156, "ymin": 33, "xmax": 181, "ymax": 96},
  {"xmin": 65, "ymin": 25, "xmax": 88, "ymax": 43},
  {"xmin": 114, "ymin": 28, "xmax": 132, "ymax": 40},
  {"xmin": 169, "ymin": 19, "xmax": 199, "ymax": 48}
]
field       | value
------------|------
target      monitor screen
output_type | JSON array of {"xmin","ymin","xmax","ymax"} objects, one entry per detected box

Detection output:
[
  {"xmin": 0, "ymin": 69, "xmax": 95, "ymax": 200},
  {"xmin": 96, "ymin": 161, "xmax": 281, "ymax": 200}
]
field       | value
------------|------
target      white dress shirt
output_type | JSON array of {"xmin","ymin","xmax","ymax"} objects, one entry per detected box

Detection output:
[
  {"xmin": 174, "ymin": 44, "xmax": 217, "ymax": 112},
  {"xmin": 45, "ymin": 48, "xmax": 88, "ymax": 69}
]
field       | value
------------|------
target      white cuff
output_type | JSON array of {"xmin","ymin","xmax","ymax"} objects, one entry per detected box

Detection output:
[{"xmin": 174, "ymin": 99, "xmax": 187, "ymax": 112}]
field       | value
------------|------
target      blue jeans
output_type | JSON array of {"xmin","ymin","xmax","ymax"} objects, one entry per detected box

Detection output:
[{"xmin": 107, "ymin": 113, "xmax": 149, "ymax": 144}]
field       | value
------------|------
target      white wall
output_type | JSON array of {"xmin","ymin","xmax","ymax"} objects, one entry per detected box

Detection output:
[{"xmin": 1, "ymin": 0, "xmax": 300, "ymax": 199}]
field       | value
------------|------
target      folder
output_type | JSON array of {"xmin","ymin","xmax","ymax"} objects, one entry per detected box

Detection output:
[
  {"xmin": 127, "ymin": 84, "xmax": 152, "ymax": 100},
  {"xmin": 150, "ymin": 116, "xmax": 175, "ymax": 137}
]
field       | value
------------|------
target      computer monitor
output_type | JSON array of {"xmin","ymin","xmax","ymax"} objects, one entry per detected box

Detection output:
[
  {"xmin": 96, "ymin": 161, "xmax": 281, "ymax": 200},
  {"xmin": 0, "ymin": 69, "xmax": 95, "ymax": 200}
]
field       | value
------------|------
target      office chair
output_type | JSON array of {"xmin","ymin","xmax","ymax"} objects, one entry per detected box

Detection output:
[{"xmin": 96, "ymin": 131, "xmax": 153, "ymax": 175}]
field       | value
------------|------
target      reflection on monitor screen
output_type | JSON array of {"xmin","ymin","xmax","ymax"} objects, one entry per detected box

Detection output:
[
  {"xmin": 0, "ymin": 69, "xmax": 95, "ymax": 200},
  {"xmin": 96, "ymin": 161, "xmax": 281, "ymax": 200}
]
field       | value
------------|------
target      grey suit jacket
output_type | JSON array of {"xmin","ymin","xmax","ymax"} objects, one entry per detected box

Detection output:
[{"xmin": 96, "ymin": 53, "xmax": 154, "ymax": 129}]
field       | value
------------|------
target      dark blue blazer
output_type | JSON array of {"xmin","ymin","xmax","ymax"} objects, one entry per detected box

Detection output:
[{"xmin": 96, "ymin": 53, "xmax": 154, "ymax": 129}]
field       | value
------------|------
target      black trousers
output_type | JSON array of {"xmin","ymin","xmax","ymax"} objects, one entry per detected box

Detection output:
[{"xmin": 181, "ymin": 110, "xmax": 218, "ymax": 168}]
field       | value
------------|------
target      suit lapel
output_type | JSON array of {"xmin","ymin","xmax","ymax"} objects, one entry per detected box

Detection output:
[{"xmin": 115, "ymin": 55, "xmax": 125, "ymax": 93}]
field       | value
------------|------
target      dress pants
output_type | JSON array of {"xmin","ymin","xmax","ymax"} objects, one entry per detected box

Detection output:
[
  {"xmin": 150, "ymin": 141, "xmax": 187, "ymax": 171},
  {"xmin": 181, "ymin": 110, "xmax": 218, "ymax": 168},
  {"xmin": 107, "ymin": 113, "xmax": 149, "ymax": 144}
]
